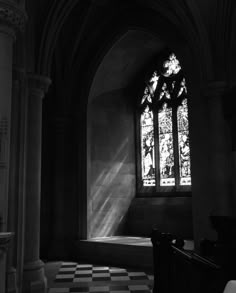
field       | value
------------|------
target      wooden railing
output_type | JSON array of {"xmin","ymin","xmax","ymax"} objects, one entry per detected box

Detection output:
[{"xmin": 151, "ymin": 229, "xmax": 225, "ymax": 293}]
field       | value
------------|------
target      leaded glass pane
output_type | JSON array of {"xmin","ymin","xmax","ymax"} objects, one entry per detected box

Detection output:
[
  {"xmin": 177, "ymin": 99, "xmax": 191, "ymax": 185},
  {"xmin": 159, "ymin": 83, "xmax": 171, "ymax": 100},
  {"xmin": 149, "ymin": 71, "xmax": 159, "ymax": 95},
  {"xmin": 141, "ymin": 106, "xmax": 156, "ymax": 186},
  {"xmin": 177, "ymin": 78, "xmax": 187, "ymax": 97},
  {"xmin": 141, "ymin": 72, "xmax": 160, "ymax": 105},
  {"xmin": 163, "ymin": 53, "xmax": 181, "ymax": 77},
  {"xmin": 158, "ymin": 104, "xmax": 175, "ymax": 186},
  {"xmin": 141, "ymin": 86, "xmax": 152, "ymax": 104}
]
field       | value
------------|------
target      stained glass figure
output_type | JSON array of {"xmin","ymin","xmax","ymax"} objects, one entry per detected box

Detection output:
[
  {"xmin": 141, "ymin": 106, "xmax": 156, "ymax": 186},
  {"xmin": 177, "ymin": 78, "xmax": 187, "ymax": 97},
  {"xmin": 141, "ymin": 71, "xmax": 159, "ymax": 105},
  {"xmin": 159, "ymin": 83, "xmax": 171, "ymax": 100},
  {"xmin": 172, "ymin": 81, "xmax": 176, "ymax": 90},
  {"xmin": 158, "ymin": 103, "xmax": 175, "ymax": 186},
  {"xmin": 141, "ymin": 86, "xmax": 152, "ymax": 104},
  {"xmin": 177, "ymin": 99, "xmax": 191, "ymax": 185},
  {"xmin": 148, "ymin": 71, "xmax": 159, "ymax": 95}
]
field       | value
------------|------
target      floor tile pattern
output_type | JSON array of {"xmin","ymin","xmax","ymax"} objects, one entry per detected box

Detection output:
[{"xmin": 48, "ymin": 262, "xmax": 153, "ymax": 293}]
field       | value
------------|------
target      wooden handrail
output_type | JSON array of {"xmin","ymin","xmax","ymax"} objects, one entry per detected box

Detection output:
[
  {"xmin": 172, "ymin": 246, "xmax": 220, "ymax": 269},
  {"xmin": 151, "ymin": 229, "xmax": 225, "ymax": 293}
]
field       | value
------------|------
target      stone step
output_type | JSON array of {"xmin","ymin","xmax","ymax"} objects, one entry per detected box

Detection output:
[{"xmin": 75, "ymin": 236, "xmax": 153, "ymax": 270}]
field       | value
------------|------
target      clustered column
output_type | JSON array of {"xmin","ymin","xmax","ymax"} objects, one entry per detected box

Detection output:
[
  {"xmin": 222, "ymin": 86, "xmax": 236, "ymax": 212},
  {"xmin": 0, "ymin": 2, "xmax": 26, "ymax": 293},
  {"xmin": 205, "ymin": 82, "xmax": 232, "ymax": 216},
  {"xmin": 22, "ymin": 74, "xmax": 51, "ymax": 293}
]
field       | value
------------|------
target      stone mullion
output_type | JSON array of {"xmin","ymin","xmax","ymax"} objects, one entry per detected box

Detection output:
[
  {"xmin": 153, "ymin": 106, "xmax": 160, "ymax": 191},
  {"xmin": 172, "ymin": 103, "xmax": 180, "ymax": 190}
]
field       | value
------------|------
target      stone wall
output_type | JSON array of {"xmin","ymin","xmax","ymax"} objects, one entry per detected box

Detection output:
[
  {"xmin": 87, "ymin": 89, "xmax": 136, "ymax": 238},
  {"xmin": 126, "ymin": 197, "xmax": 193, "ymax": 239}
]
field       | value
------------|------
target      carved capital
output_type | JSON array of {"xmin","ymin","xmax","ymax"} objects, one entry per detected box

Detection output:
[
  {"xmin": 0, "ymin": 0, "xmax": 27, "ymax": 33},
  {"xmin": 23, "ymin": 260, "xmax": 45, "ymax": 271},
  {"xmin": 0, "ymin": 232, "xmax": 14, "ymax": 255},
  {"xmin": 27, "ymin": 74, "xmax": 51, "ymax": 99}
]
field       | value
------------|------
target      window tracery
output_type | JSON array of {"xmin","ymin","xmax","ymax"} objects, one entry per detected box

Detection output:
[{"xmin": 138, "ymin": 53, "xmax": 191, "ymax": 193}]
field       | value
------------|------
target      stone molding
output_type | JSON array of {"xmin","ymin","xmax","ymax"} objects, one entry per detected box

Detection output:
[
  {"xmin": 23, "ymin": 260, "xmax": 45, "ymax": 271},
  {"xmin": 0, "ymin": 0, "xmax": 27, "ymax": 33},
  {"xmin": 27, "ymin": 74, "xmax": 51, "ymax": 99},
  {"xmin": 0, "ymin": 232, "xmax": 14, "ymax": 255}
]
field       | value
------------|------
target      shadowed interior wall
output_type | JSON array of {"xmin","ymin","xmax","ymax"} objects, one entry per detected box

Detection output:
[
  {"xmin": 86, "ymin": 29, "xmax": 195, "ymax": 240},
  {"xmin": 126, "ymin": 197, "xmax": 193, "ymax": 239},
  {"xmin": 87, "ymin": 89, "xmax": 136, "ymax": 238}
]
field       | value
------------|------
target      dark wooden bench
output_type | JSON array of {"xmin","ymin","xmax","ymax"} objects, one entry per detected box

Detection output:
[{"xmin": 151, "ymin": 229, "xmax": 224, "ymax": 293}]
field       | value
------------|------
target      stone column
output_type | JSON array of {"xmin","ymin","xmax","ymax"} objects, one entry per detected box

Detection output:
[
  {"xmin": 0, "ymin": 233, "xmax": 14, "ymax": 293},
  {"xmin": 0, "ymin": 25, "xmax": 14, "ymax": 293},
  {"xmin": 47, "ymin": 117, "xmax": 68, "ymax": 259},
  {"xmin": 222, "ymin": 86, "xmax": 236, "ymax": 213},
  {"xmin": 205, "ymin": 82, "xmax": 231, "ymax": 216},
  {"xmin": 0, "ymin": 2, "xmax": 26, "ymax": 293},
  {"xmin": 231, "ymin": 123, "xmax": 236, "ymax": 211},
  {"xmin": 22, "ymin": 74, "xmax": 51, "ymax": 293},
  {"xmin": 7, "ymin": 68, "xmax": 27, "ymax": 293},
  {"xmin": 191, "ymin": 81, "xmax": 231, "ymax": 249}
]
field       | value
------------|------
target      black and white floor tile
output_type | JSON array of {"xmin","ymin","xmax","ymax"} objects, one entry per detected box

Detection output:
[{"xmin": 48, "ymin": 262, "xmax": 153, "ymax": 293}]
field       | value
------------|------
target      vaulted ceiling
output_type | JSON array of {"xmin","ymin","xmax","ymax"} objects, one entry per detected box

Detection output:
[
  {"xmin": 25, "ymin": 0, "xmax": 236, "ymax": 102},
  {"xmin": 89, "ymin": 30, "xmax": 165, "ymax": 100}
]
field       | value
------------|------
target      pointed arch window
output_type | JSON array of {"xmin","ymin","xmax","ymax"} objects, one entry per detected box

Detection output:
[{"xmin": 138, "ymin": 53, "xmax": 191, "ymax": 194}]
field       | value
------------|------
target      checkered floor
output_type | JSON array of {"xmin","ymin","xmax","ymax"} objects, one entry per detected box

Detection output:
[{"xmin": 48, "ymin": 262, "xmax": 153, "ymax": 293}]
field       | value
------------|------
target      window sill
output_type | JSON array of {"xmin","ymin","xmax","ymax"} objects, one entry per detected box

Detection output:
[{"xmin": 136, "ymin": 191, "xmax": 192, "ymax": 198}]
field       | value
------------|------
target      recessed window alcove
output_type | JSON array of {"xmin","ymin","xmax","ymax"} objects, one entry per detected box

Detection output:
[{"xmin": 87, "ymin": 29, "xmax": 193, "ymax": 241}]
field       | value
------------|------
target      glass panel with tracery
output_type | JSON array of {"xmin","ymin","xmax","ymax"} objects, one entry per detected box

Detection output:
[
  {"xmin": 163, "ymin": 53, "xmax": 181, "ymax": 77},
  {"xmin": 158, "ymin": 103, "xmax": 175, "ymax": 186},
  {"xmin": 140, "ymin": 106, "xmax": 156, "ymax": 186},
  {"xmin": 177, "ymin": 99, "xmax": 191, "ymax": 185}
]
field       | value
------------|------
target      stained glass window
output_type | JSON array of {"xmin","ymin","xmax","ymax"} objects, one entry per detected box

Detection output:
[
  {"xmin": 177, "ymin": 99, "xmax": 191, "ymax": 185},
  {"xmin": 138, "ymin": 52, "xmax": 191, "ymax": 192},
  {"xmin": 158, "ymin": 104, "xmax": 175, "ymax": 186},
  {"xmin": 140, "ymin": 106, "xmax": 156, "ymax": 186}
]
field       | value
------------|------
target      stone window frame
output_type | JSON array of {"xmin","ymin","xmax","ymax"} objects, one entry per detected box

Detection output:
[{"xmin": 136, "ymin": 51, "xmax": 192, "ymax": 197}]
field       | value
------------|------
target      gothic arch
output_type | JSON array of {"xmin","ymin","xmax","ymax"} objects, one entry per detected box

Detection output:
[
  {"xmin": 37, "ymin": 0, "xmax": 80, "ymax": 76},
  {"xmin": 229, "ymin": 4, "xmax": 236, "ymax": 86},
  {"xmin": 40, "ymin": 0, "xmax": 216, "ymax": 243},
  {"xmin": 38, "ymin": 0, "xmax": 213, "ymax": 85}
]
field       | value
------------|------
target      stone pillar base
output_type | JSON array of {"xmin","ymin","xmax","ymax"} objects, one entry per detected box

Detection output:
[
  {"xmin": 7, "ymin": 267, "xmax": 18, "ymax": 293},
  {"xmin": 22, "ymin": 260, "xmax": 47, "ymax": 293}
]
